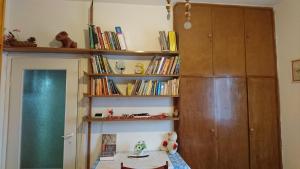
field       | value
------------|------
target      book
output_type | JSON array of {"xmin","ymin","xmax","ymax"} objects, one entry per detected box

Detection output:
[
  {"xmin": 162, "ymin": 58, "xmax": 170, "ymax": 75},
  {"xmin": 89, "ymin": 25, "xmax": 95, "ymax": 49},
  {"xmin": 156, "ymin": 57, "xmax": 166, "ymax": 74},
  {"xmin": 96, "ymin": 26, "xmax": 105, "ymax": 49},
  {"xmin": 169, "ymin": 31, "xmax": 177, "ymax": 52},
  {"xmin": 167, "ymin": 57, "xmax": 175, "ymax": 74},
  {"xmin": 128, "ymin": 79, "xmax": 179, "ymax": 96},
  {"xmin": 88, "ymin": 25, "xmax": 127, "ymax": 51},
  {"xmin": 170, "ymin": 56, "xmax": 178, "ymax": 74},
  {"xmin": 127, "ymin": 83, "xmax": 133, "ymax": 96},
  {"xmin": 115, "ymin": 26, "xmax": 127, "ymax": 50},
  {"xmin": 159, "ymin": 31, "xmax": 169, "ymax": 51},
  {"xmin": 100, "ymin": 134, "xmax": 117, "ymax": 161},
  {"xmin": 91, "ymin": 55, "xmax": 113, "ymax": 74},
  {"xmin": 163, "ymin": 31, "xmax": 169, "ymax": 50},
  {"xmin": 91, "ymin": 79, "xmax": 95, "ymax": 95},
  {"xmin": 90, "ymin": 77, "xmax": 121, "ymax": 96},
  {"xmin": 145, "ymin": 56, "xmax": 156, "ymax": 74},
  {"xmin": 92, "ymin": 25, "xmax": 99, "ymax": 49},
  {"xmin": 112, "ymin": 32, "xmax": 121, "ymax": 50},
  {"xmin": 102, "ymin": 33, "xmax": 109, "ymax": 49},
  {"xmin": 104, "ymin": 32, "xmax": 112, "ymax": 49}
]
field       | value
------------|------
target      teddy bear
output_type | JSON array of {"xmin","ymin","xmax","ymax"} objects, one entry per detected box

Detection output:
[
  {"xmin": 160, "ymin": 132, "xmax": 178, "ymax": 154},
  {"xmin": 55, "ymin": 31, "xmax": 77, "ymax": 48}
]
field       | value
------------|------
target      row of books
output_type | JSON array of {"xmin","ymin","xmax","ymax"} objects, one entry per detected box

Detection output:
[
  {"xmin": 159, "ymin": 31, "xmax": 177, "ymax": 52},
  {"xmin": 91, "ymin": 77, "xmax": 121, "ymax": 96},
  {"xmin": 129, "ymin": 79, "xmax": 179, "ymax": 96},
  {"xmin": 145, "ymin": 56, "xmax": 180, "ymax": 75},
  {"xmin": 91, "ymin": 55, "xmax": 113, "ymax": 74},
  {"xmin": 88, "ymin": 25, "xmax": 127, "ymax": 50}
]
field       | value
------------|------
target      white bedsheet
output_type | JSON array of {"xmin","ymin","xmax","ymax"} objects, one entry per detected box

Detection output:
[{"xmin": 96, "ymin": 151, "xmax": 174, "ymax": 169}]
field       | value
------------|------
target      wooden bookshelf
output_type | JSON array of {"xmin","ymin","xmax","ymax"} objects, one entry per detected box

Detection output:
[
  {"xmin": 4, "ymin": 47, "xmax": 179, "ymax": 56},
  {"xmin": 83, "ymin": 94, "xmax": 180, "ymax": 98},
  {"xmin": 83, "ymin": 116, "xmax": 180, "ymax": 122},
  {"xmin": 84, "ymin": 72, "xmax": 180, "ymax": 78}
]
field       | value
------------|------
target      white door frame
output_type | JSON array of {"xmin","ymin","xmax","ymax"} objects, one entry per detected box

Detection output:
[
  {"xmin": 0, "ymin": 53, "xmax": 12, "ymax": 169},
  {"xmin": 1, "ymin": 54, "xmax": 79, "ymax": 169}
]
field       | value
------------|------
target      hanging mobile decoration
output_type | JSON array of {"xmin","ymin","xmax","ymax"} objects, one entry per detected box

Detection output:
[
  {"xmin": 166, "ymin": 0, "xmax": 171, "ymax": 20},
  {"xmin": 184, "ymin": 0, "xmax": 192, "ymax": 30}
]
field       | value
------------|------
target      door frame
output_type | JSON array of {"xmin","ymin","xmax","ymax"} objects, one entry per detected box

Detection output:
[
  {"xmin": 0, "ymin": 53, "xmax": 80, "ymax": 169},
  {"xmin": 0, "ymin": 52, "xmax": 11, "ymax": 169}
]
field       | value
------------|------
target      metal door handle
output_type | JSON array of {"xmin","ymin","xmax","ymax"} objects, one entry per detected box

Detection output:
[{"xmin": 62, "ymin": 133, "xmax": 74, "ymax": 139}]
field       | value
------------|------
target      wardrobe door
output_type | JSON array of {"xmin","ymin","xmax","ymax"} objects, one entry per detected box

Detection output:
[
  {"xmin": 179, "ymin": 77, "xmax": 217, "ymax": 169},
  {"xmin": 174, "ymin": 4, "xmax": 213, "ymax": 76},
  {"xmin": 215, "ymin": 78, "xmax": 249, "ymax": 169},
  {"xmin": 245, "ymin": 9, "xmax": 276, "ymax": 77},
  {"xmin": 212, "ymin": 7, "xmax": 246, "ymax": 76},
  {"xmin": 247, "ymin": 78, "xmax": 281, "ymax": 169}
]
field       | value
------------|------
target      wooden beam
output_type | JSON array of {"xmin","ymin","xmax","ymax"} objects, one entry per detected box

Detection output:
[{"xmin": 89, "ymin": 0, "xmax": 94, "ymax": 25}]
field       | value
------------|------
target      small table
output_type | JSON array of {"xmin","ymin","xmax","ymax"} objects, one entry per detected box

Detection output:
[{"xmin": 94, "ymin": 151, "xmax": 190, "ymax": 169}]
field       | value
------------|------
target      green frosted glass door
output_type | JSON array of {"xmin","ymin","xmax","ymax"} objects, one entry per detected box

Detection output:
[
  {"xmin": 7, "ymin": 58, "xmax": 78, "ymax": 169},
  {"xmin": 20, "ymin": 70, "xmax": 66, "ymax": 169}
]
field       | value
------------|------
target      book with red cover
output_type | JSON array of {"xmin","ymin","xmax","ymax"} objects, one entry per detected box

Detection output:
[{"xmin": 96, "ymin": 26, "xmax": 105, "ymax": 49}]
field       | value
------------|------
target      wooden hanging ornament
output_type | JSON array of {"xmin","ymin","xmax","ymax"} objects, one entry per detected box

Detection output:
[
  {"xmin": 166, "ymin": 0, "xmax": 171, "ymax": 20},
  {"xmin": 184, "ymin": 0, "xmax": 192, "ymax": 30}
]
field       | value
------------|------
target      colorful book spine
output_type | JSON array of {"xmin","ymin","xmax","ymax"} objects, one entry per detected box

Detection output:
[
  {"xmin": 96, "ymin": 26, "xmax": 105, "ymax": 49},
  {"xmin": 92, "ymin": 25, "xmax": 99, "ymax": 49},
  {"xmin": 89, "ymin": 25, "xmax": 95, "ymax": 49},
  {"xmin": 104, "ymin": 32, "xmax": 111, "ymax": 49},
  {"xmin": 115, "ymin": 26, "xmax": 127, "ymax": 50},
  {"xmin": 129, "ymin": 79, "xmax": 179, "ymax": 96}
]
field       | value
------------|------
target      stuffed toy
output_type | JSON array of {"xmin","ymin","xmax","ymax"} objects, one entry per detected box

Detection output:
[
  {"xmin": 4, "ymin": 33, "xmax": 37, "ymax": 47},
  {"xmin": 55, "ymin": 31, "xmax": 77, "ymax": 48},
  {"xmin": 160, "ymin": 132, "xmax": 178, "ymax": 154}
]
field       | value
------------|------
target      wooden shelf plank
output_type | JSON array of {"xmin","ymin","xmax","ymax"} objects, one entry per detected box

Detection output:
[
  {"xmin": 90, "ymin": 49, "xmax": 179, "ymax": 56},
  {"xmin": 83, "ymin": 94, "xmax": 180, "ymax": 98},
  {"xmin": 84, "ymin": 72, "xmax": 180, "ymax": 78},
  {"xmin": 4, "ymin": 47, "xmax": 179, "ymax": 56},
  {"xmin": 83, "ymin": 116, "xmax": 179, "ymax": 122},
  {"xmin": 4, "ymin": 47, "xmax": 91, "ymax": 54}
]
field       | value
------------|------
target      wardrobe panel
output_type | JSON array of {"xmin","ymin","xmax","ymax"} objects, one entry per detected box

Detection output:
[
  {"xmin": 179, "ymin": 77, "xmax": 217, "ymax": 169},
  {"xmin": 174, "ymin": 4, "xmax": 213, "ymax": 76},
  {"xmin": 248, "ymin": 78, "xmax": 281, "ymax": 169},
  {"xmin": 245, "ymin": 9, "xmax": 276, "ymax": 77},
  {"xmin": 215, "ymin": 78, "xmax": 249, "ymax": 169},
  {"xmin": 212, "ymin": 7, "xmax": 246, "ymax": 76}
]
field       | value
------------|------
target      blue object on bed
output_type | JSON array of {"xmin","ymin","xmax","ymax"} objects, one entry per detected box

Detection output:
[{"xmin": 168, "ymin": 153, "xmax": 191, "ymax": 169}]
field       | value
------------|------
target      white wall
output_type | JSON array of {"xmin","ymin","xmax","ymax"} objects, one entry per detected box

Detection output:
[
  {"xmin": 274, "ymin": 1, "xmax": 300, "ymax": 169},
  {"xmin": 5, "ymin": 0, "xmax": 172, "ymax": 51},
  {"xmin": 4, "ymin": 0, "xmax": 175, "ymax": 168}
]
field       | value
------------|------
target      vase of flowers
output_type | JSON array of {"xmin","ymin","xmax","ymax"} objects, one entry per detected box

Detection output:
[{"xmin": 134, "ymin": 141, "xmax": 147, "ymax": 156}]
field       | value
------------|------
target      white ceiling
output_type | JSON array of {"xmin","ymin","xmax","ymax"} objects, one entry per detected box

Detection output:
[{"xmin": 94, "ymin": 0, "xmax": 280, "ymax": 7}]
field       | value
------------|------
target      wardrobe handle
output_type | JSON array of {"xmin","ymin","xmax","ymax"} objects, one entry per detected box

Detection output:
[
  {"xmin": 210, "ymin": 129, "xmax": 215, "ymax": 133},
  {"xmin": 250, "ymin": 128, "xmax": 255, "ymax": 133},
  {"xmin": 208, "ymin": 33, "xmax": 213, "ymax": 38}
]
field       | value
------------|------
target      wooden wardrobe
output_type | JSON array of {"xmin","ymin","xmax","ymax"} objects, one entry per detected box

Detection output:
[{"xmin": 174, "ymin": 3, "xmax": 281, "ymax": 169}]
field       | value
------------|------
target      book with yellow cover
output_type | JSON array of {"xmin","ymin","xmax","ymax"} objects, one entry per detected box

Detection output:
[{"xmin": 168, "ymin": 31, "xmax": 177, "ymax": 52}]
